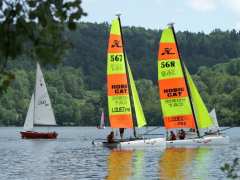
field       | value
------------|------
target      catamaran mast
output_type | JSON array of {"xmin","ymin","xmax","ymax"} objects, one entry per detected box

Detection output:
[
  {"xmin": 117, "ymin": 14, "xmax": 137, "ymax": 137},
  {"xmin": 169, "ymin": 23, "xmax": 200, "ymax": 137}
]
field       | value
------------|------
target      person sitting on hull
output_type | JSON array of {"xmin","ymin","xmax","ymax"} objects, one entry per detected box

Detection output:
[
  {"xmin": 178, "ymin": 129, "xmax": 186, "ymax": 140},
  {"xmin": 107, "ymin": 131, "xmax": 115, "ymax": 143},
  {"xmin": 119, "ymin": 128, "xmax": 124, "ymax": 140},
  {"xmin": 169, "ymin": 131, "xmax": 176, "ymax": 141}
]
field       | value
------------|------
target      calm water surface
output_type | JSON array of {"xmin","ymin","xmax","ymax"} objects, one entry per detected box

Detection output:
[{"xmin": 0, "ymin": 127, "xmax": 239, "ymax": 180}]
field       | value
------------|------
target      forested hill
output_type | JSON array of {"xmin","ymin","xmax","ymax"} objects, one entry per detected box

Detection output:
[
  {"xmin": 1, "ymin": 22, "xmax": 240, "ymax": 126},
  {"xmin": 63, "ymin": 22, "xmax": 240, "ymax": 90}
]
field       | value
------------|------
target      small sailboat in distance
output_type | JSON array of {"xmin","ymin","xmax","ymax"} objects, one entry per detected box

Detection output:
[
  {"xmin": 93, "ymin": 16, "xmax": 166, "ymax": 148},
  {"xmin": 157, "ymin": 24, "xmax": 229, "ymax": 146},
  {"xmin": 20, "ymin": 62, "xmax": 57, "ymax": 139},
  {"xmin": 97, "ymin": 111, "xmax": 105, "ymax": 129}
]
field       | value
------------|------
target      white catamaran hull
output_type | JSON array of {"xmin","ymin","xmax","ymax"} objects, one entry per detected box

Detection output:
[
  {"xmin": 93, "ymin": 137, "xmax": 166, "ymax": 149},
  {"xmin": 167, "ymin": 135, "xmax": 229, "ymax": 147}
]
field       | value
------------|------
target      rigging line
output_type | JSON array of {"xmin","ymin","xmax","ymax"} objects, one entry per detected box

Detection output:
[{"xmin": 141, "ymin": 126, "xmax": 161, "ymax": 136}]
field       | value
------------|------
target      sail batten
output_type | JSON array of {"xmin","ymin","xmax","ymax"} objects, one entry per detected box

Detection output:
[
  {"xmin": 107, "ymin": 18, "xmax": 133, "ymax": 128},
  {"xmin": 158, "ymin": 27, "xmax": 195, "ymax": 129}
]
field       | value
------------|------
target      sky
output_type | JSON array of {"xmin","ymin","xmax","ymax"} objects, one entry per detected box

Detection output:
[{"xmin": 81, "ymin": 0, "xmax": 240, "ymax": 33}]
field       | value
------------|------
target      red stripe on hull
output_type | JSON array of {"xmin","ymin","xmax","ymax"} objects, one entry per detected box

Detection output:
[{"xmin": 20, "ymin": 131, "xmax": 58, "ymax": 139}]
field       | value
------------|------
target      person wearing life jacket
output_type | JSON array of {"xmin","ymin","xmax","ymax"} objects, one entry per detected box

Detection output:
[
  {"xmin": 107, "ymin": 131, "xmax": 115, "ymax": 143},
  {"xmin": 119, "ymin": 128, "xmax": 124, "ymax": 140},
  {"xmin": 169, "ymin": 131, "xmax": 176, "ymax": 140},
  {"xmin": 179, "ymin": 129, "xmax": 186, "ymax": 140}
]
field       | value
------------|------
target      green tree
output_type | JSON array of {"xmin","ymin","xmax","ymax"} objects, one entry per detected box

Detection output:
[{"xmin": 0, "ymin": 0, "xmax": 86, "ymax": 93}]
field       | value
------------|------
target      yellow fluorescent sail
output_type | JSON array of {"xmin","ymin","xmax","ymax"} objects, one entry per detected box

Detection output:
[
  {"xmin": 184, "ymin": 66, "xmax": 213, "ymax": 129},
  {"xmin": 126, "ymin": 59, "xmax": 147, "ymax": 127},
  {"xmin": 107, "ymin": 18, "xmax": 133, "ymax": 128}
]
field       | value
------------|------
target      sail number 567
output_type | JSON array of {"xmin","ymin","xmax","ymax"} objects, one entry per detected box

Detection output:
[{"xmin": 110, "ymin": 54, "xmax": 123, "ymax": 62}]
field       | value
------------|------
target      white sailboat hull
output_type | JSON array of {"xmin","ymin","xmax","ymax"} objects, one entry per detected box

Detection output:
[
  {"xmin": 167, "ymin": 135, "xmax": 229, "ymax": 147},
  {"xmin": 93, "ymin": 137, "xmax": 166, "ymax": 149}
]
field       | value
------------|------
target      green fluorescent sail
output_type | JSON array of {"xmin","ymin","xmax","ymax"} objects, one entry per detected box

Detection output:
[
  {"xmin": 160, "ymin": 27, "xmax": 175, "ymax": 42},
  {"xmin": 126, "ymin": 59, "xmax": 147, "ymax": 127},
  {"xmin": 185, "ymin": 66, "xmax": 213, "ymax": 129}
]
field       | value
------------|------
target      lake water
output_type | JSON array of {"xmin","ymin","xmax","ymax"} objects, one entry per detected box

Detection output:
[{"xmin": 0, "ymin": 127, "xmax": 239, "ymax": 180}]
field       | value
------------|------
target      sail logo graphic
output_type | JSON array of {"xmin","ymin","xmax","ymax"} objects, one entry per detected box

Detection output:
[
  {"xmin": 161, "ymin": 47, "xmax": 175, "ymax": 55},
  {"xmin": 111, "ymin": 40, "xmax": 122, "ymax": 48},
  {"xmin": 163, "ymin": 87, "xmax": 184, "ymax": 97},
  {"xmin": 112, "ymin": 84, "xmax": 128, "ymax": 94},
  {"xmin": 158, "ymin": 43, "xmax": 179, "ymax": 60}
]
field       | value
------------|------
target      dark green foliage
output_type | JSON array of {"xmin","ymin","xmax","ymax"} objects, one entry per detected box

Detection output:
[
  {"xmin": 1, "ymin": 58, "xmax": 240, "ymax": 126},
  {"xmin": 0, "ymin": 0, "xmax": 86, "ymax": 94},
  {"xmin": 1, "ymin": 21, "xmax": 240, "ymax": 126}
]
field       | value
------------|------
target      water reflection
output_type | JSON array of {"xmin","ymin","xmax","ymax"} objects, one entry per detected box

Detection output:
[
  {"xmin": 106, "ymin": 149, "xmax": 147, "ymax": 180},
  {"xmin": 159, "ymin": 147, "xmax": 212, "ymax": 180},
  {"xmin": 106, "ymin": 150, "xmax": 133, "ymax": 180}
]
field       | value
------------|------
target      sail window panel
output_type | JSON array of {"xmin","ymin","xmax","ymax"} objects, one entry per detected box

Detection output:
[
  {"xmin": 164, "ymin": 114, "xmax": 196, "ymax": 129},
  {"xmin": 158, "ymin": 60, "xmax": 184, "ymax": 80},
  {"xmin": 107, "ymin": 53, "xmax": 126, "ymax": 74}
]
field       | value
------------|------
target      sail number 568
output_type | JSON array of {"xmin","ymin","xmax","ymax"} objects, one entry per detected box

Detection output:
[{"xmin": 161, "ymin": 61, "xmax": 175, "ymax": 68}]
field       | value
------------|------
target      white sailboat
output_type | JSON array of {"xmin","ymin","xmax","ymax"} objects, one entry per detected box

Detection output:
[
  {"xmin": 157, "ymin": 24, "xmax": 229, "ymax": 146},
  {"xmin": 20, "ymin": 62, "xmax": 57, "ymax": 139},
  {"xmin": 97, "ymin": 111, "xmax": 105, "ymax": 129},
  {"xmin": 209, "ymin": 108, "xmax": 220, "ymax": 131}
]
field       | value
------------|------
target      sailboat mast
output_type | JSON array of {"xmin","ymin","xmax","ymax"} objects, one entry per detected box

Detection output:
[
  {"xmin": 170, "ymin": 24, "xmax": 200, "ymax": 137},
  {"xmin": 117, "ymin": 15, "xmax": 137, "ymax": 137}
]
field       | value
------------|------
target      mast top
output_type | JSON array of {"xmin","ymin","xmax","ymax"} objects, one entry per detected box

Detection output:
[
  {"xmin": 167, "ymin": 22, "xmax": 175, "ymax": 28},
  {"xmin": 116, "ymin": 13, "xmax": 122, "ymax": 18}
]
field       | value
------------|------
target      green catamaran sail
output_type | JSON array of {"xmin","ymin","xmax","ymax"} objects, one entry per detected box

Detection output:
[
  {"xmin": 126, "ymin": 59, "xmax": 146, "ymax": 127},
  {"xmin": 185, "ymin": 66, "xmax": 213, "ymax": 129}
]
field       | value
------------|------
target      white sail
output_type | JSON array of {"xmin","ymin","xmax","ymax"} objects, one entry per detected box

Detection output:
[
  {"xmin": 100, "ymin": 111, "xmax": 105, "ymax": 128},
  {"xmin": 23, "ymin": 94, "xmax": 34, "ymax": 131},
  {"xmin": 34, "ymin": 62, "xmax": 56, "ymax": 126},
  {"xmin": 209, "ymin": 108, "xmax": 219, "ymax": 130}
]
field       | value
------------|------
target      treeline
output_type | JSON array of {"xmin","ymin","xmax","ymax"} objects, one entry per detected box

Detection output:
[
  {"xmin": 63, "ymin": 23, "xmax": 240, "ymax": 90},
  {"xmin": 1, "ymin": 22, "xmax": 240, "ymax": 126},
  {"xmin": 1, "ymin": 58, "xmax": 240, "ymax": 126}
]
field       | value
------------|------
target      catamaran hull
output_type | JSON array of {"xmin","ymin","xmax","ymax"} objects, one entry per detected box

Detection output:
[
  {"xmin": 20, "ymin": 131, "xmax": 58, "ymax": 139},
  {"xmin": 167, "ymin": 135, "xmax": 229, "ymax": 147},
  {"xmin": 93, "ymin": 137, "xmax": 166, "ymax": 149}
]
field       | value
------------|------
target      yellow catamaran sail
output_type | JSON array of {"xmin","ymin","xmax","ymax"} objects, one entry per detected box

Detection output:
[
  {"xmin": 107, "ymin": 17, "xmax": 146, "ymax": 132},
  {"xmin": 158, "ymin": 24, "xmax": 215, "ymax": 136}
]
